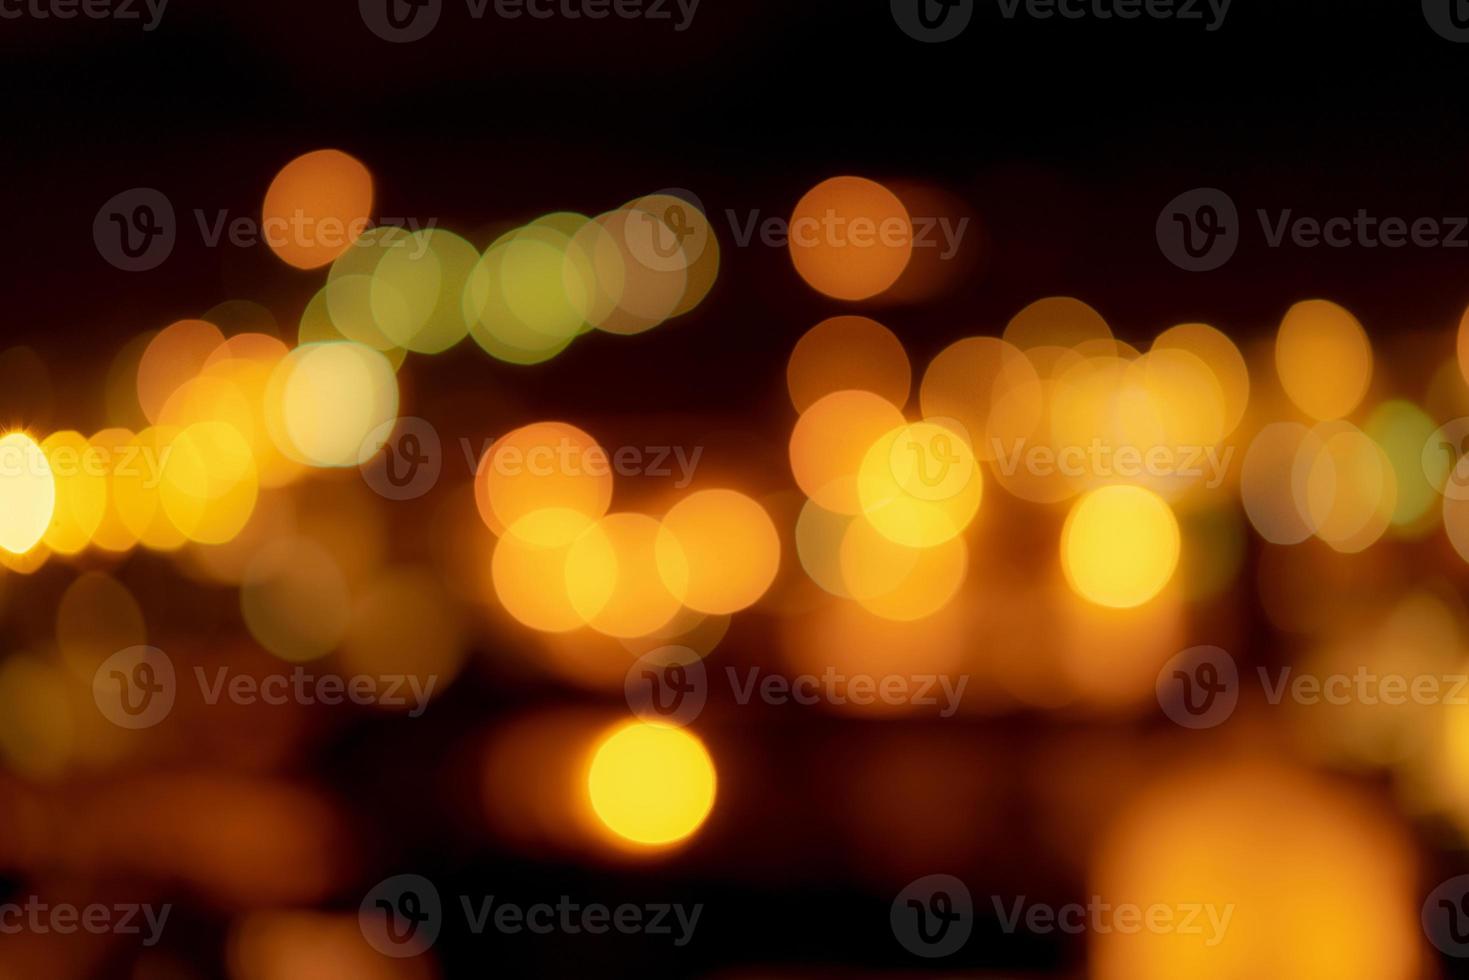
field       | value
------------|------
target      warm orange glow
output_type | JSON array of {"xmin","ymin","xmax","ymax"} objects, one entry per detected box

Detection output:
[
  {"xmin": 1092, "ymin": 760, "xmax": 1421, "ymax": 979},
  {"xmin": 136, "ymin": 319, "xmax": 226, "ymax": 424},
  {"xmin": 656, "ymin": 489, "xmax": 781, "ymax": 615},
  {"xmin": 789, "ymin": 390, "xmax": 906, "ymax": 514},
  {"xmin": 564, "ymin": 513, "xmax": 684, "ymax": 639},
  {"xmin": 786, "ymin": 315, "xmax": 911, "ymax": 412},
  {"xmin": 1275, "ymin": 299, "xmax": 1372, "ymax": 421},
  {"xmin": 262, "ymin": 149, "xmax": 374, "ymax": 270},
  {"xmin": 788, "ymin": 177, "xmax": 912, "ymax": 301},
  {"xmin": 475, "ymin": 422, "xmax": 613, "ymax": 544}
]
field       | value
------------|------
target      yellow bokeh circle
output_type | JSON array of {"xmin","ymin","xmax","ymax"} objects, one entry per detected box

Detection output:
[{"xmin": 1061, "ymin": 485, "xmax": 1180, "ymax": 609}]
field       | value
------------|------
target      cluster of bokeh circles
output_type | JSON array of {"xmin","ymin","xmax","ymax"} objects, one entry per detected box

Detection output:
[
  {"xmin": 12, "ymin": 154, "xmax": 1469, "ymax": 924},
  {"xmin": 781, "ymin": 282, "xmax": 1469, "ymax": 624},
  {"xmin": 476, "ymin": 421, "xmax": 785, "ymax": 846}
]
